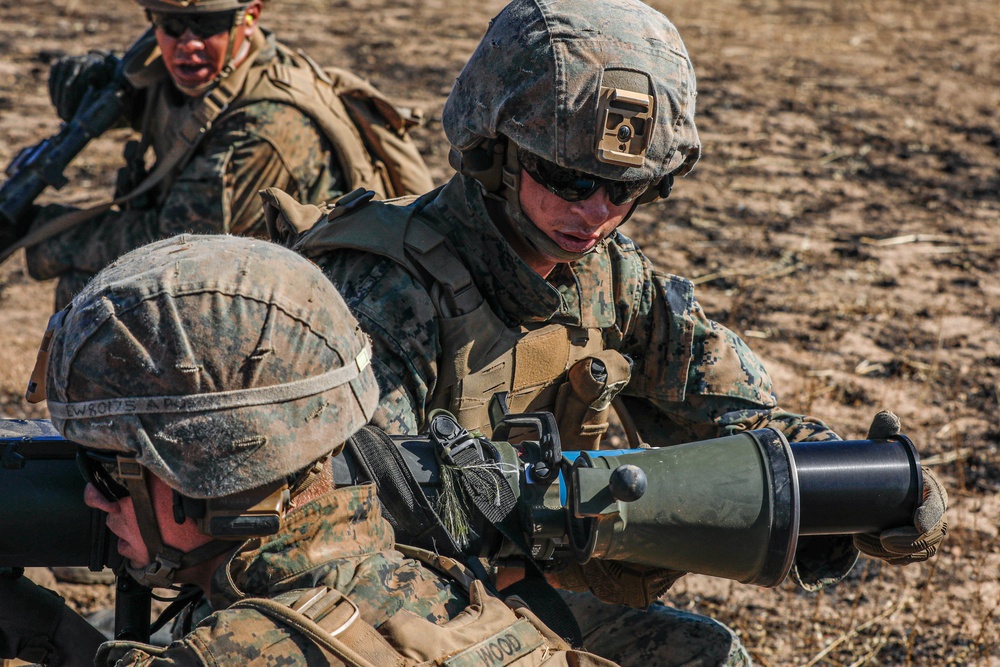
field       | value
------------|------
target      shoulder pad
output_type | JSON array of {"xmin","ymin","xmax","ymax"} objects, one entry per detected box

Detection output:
[
  {"xmin": 289, "ymin": 191, "xmax": 414, "ymax": 264},
  {"xmin": 260, "ymin": 187, "xmax": 330, "ymax": 244}
]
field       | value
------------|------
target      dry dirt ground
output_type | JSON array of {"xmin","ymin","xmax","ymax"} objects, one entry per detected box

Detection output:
[{"xmin": 0, "ymin": 0, "xmax": 997, "ymax": 665}]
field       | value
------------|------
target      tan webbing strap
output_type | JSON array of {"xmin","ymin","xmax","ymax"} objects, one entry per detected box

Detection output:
[
  {"xmin": 611, "ymin": 396, "xmax": 644, "ymax": 449},
  {"xmin": 257, "ymin": 52, "xmax": 384, "ymax": 196},
  {"xmin": 233, "ymin": 588, "xmax": 408, "ymax": 667},
  {"xmin": 394, "ymin": 544, "xmax": 478, "ymax": 593},
  {"xmin": 1, "ymin": 46, "xmax": 257, "ymax": 264},
  {"xmin": 400, "ymin": 219, "xmax": 512, "ymax": 397},
  {"xmin": 403, "ymin": 220, "xmax": 481, "ymax": 317}
]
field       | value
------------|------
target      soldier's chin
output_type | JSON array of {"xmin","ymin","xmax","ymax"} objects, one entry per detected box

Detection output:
[
  {"xmin": 169, "ymin": 66, "xmax": 216, "ymax": 94},
  {"xmin": 116, "ymin": 537, "xmax": 146, "ymax": 568}
]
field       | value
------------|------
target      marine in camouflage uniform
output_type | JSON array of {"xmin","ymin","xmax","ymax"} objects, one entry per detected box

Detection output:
[
  {"xmin": 265, "ymin": 1, "xmax": 947, "ymax": 664},
  {"xmin": 24, "ymin": 0, "xmax": 426, "ymax": 310},
  {"xmin": 0, "ymin": 235, "xmax": 617, "ymax": 667}
]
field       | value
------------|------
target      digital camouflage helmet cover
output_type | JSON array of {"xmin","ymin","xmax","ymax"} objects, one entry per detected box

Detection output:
[
  {"xmin": 133, "ymin": 0, "xmax": 259, "ymax": 13},
  {"xmin": 443, "ymin": 0, "xmax": 701, "ymax": 188},
  {"xmin": 45, "ymin": 234, "xmax": 378, "ymax": 500},
  {"xmin": 40, "ymin": 234, "xmax": 377, "ymax": 586}
]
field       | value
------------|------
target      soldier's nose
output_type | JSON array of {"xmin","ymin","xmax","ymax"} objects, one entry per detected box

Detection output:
[
  {"xmin": 570, "ymin": 188, "xmax": 614, "ymax": 227},
  {"xmin": 84, "ymin": 482, "xmax": 118, "ymax": 512}
]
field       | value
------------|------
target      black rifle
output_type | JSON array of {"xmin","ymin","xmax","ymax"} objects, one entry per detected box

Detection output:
[
  {"xmin": 0, "ymin": 414, "xmax": 923, "ymax": 644},
  {"xmin": 0, "ymin": 33, "xmax": 151, "ymax": 255}
]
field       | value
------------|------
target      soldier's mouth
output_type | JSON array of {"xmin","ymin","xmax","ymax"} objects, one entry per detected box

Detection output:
[
  {"xmin": 553, "ymin": 231, "xmax": 601, "ymax": 253},
  {"xmin": 176, "ymin": 63, "xmax": 211, "ymax": 77}
]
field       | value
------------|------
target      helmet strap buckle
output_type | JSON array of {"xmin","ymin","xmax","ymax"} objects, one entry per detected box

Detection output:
[
  {"xmin": 451, "ymin": 139, "xmax": 506, "ymax": 193},
  {"xmin": 195, "ymin": 480, "xmax": 290, "ymax": 538}
]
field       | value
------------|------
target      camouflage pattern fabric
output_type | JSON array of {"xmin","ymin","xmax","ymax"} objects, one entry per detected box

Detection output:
[
  {"xmin": 314, "ymin": 174, "xmax": 841, "ymax": 449},
  {"xmin": 96, "ymin": 484, "xmax": 472, "ymax": 666},
  {"xmin": 443, "ymin": 0, "xmax": 700, "ymax": 181},
  {"xmin": 25, "ymin": 31, "xmax": 345, "ymax": 310},
  {"xmin": 47, "ymin": 234, "xmax": 379, "ymax": 499},
  {"xmin": 560, "ymin": 591, "xmax": 751, "ymax": 667},
  {"xmin": 303, "ymin": 174, "xmax": 859, "ymax": 665}
]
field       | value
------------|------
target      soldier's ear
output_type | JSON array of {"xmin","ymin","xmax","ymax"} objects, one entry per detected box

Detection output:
[{"xmin": 246, "ymin": 0, "xmax": 263, "ymax": 24}]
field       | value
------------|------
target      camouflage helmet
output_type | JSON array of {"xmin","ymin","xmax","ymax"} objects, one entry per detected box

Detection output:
[
  {"xmin": 443, "ymin": 0, "xmax": 701, "ymax": 185},
  {"xmin": 46, "ymin": 234, "xmax": 378, "ymax": 500},
  {"xmin": 134, "ymin": 0, "xmax": 258, "ymax": 13}
]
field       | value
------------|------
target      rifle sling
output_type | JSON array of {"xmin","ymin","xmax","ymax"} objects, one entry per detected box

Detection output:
[
  {"xmin": 0, "ymin": 50, "xmax": 255, "ymax": 264},
  {"xmin": 440, "ymin": 438, "xmax": 584, "ymax": 649}
]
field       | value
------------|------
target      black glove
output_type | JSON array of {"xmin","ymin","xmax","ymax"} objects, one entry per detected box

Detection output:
[
  {"xmin": 0, "ymin": 567, "xmax": 64, "ymax": 663},
  {"xmin": 0, "ymin": 568, "xmax": 106, "ymax": 666},
  {"xmin": 853, "ymin": 411, "xmax": 949, "ymax": 565},
  {"xmin": 48, "ymin": 51, "xmax": 120, "ymax": 121}
]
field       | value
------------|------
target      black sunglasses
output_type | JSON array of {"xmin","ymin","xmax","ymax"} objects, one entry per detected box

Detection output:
[
  {"xmin": 77, "ymin": 448, "xmax": 131, "ymax": 503},
  {"xmin": 518, "ymin": 149, "xmax": 654, "ymax": 206},
  {"xmin": 147, "ymin": 10, "xmax": 237, "ymax": 39}
]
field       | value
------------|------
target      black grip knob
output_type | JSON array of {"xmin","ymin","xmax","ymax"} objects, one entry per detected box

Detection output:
[{"xmin": 608, "ymin": 464, "xmax": 647, "ymax": 502}]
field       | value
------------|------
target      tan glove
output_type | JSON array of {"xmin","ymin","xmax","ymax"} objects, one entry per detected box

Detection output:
[
  {"xmin": 552, "ymin": 559, "xmax": 685, "ymax": 609},
  {"xmin": 853, "ymin": 411, "xmax": 949, "ymax": 565}
]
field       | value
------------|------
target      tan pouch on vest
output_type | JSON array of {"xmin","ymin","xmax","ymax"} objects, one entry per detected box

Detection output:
[{"xmin": 552, "ymin": 350, "xmax": 632, "ymax": 450}]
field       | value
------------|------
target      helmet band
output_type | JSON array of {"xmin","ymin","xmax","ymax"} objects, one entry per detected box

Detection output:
[{"xmin": 48, "ymin": 340, "xmax": 371, "ymax": 420}]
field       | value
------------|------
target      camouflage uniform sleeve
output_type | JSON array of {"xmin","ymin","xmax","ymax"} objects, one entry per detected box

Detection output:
[
  {"xmin": 617, "ymin": 255, "xmax": 858, "ymax": 591},
  {"xmin": 25, "ymin": 101, "xmax": 344, "ymax": 279},
  {"xmin": 618, "ymin": 256, "xmax": 839, "ymax": 446},
  {"xmin": 316, "ymin": 250, "xmax": 440, "ymax": 435}
]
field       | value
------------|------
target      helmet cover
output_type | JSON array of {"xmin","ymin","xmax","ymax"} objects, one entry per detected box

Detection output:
[
  {"xmin": 443, "ymin": 0, "xmax": 701, "ymax": 181},
  {"xmin": 46, "ymin": 234, "xmax": 378, "ymax": 499},
  {"xmin": 135, "ymin": 0, "xmax": 256, "ymax": 13}
]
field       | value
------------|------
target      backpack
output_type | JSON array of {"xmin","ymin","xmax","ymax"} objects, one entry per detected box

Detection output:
[{"xmin": 237, "ymin": 44, "xmax": 435, "ymax": 199}]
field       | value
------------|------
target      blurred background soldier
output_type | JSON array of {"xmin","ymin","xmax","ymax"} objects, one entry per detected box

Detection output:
[
  {"xmin": 266, "ymin": 0, "xmax": 948, "ymax": 664},
  {"xmin": 21, "ymin": 0, "xmax": 431, "ymax": 310},
  {"xmin": 0, "ymin": 234, "xmax": 616, "ymax": 667}
]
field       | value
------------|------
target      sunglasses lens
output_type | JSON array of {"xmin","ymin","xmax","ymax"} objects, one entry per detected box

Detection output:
[
  {"xmin": 151, "ymin": 11, "xmax": 234, "ymax": 38},
  {"xmin": 519, "ymin": 149, "xmax": 650, "ymax": 204},
  {"xmin": 519, "ymin": 150, "xmax": 593, "ymax": 201},
  {"xmin": 77, "ymin": 449, "xmax": 130, "ymax": 502},
  {"xmin": 605, "ymin": 180, "xmax": 653, "ymax": 205}
]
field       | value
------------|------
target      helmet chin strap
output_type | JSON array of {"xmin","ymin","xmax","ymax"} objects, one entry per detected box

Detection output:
[
  {"xmin": 487, "ymin": 141, "xmax": 599, "ymax": 264},
  {"xmin": 118, "ymin": 463, "xmax": 236, "ymax": 589}
]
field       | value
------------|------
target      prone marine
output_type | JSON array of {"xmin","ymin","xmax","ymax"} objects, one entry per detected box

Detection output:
[{"xmin": 0, "ymin": 234, "xmax": 619, "ymax": 667}]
